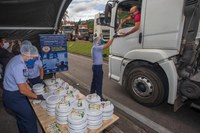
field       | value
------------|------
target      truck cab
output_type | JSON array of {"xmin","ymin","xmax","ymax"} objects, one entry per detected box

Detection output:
[
  {"xmin": 94, "ymin": 13, "xmax": 110, "ymax": 41},
  {"xmin": 62, "ymin": 22, "xmax": 76, "ymax": 41},
  {"xmin": 102, "ymin": 0, "xmax": 200, "ymax": 109},
  {"xmin": 78, "ymin": 25, "xmax": 89, "ymax": 41}
]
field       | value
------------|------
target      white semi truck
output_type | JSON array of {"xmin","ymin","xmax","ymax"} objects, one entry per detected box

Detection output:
[
  {"xmin": 101, "ymin": 0, "xmax": 200, "ymax": 110},
  {"xmin": 62, "ymin": 22, "xmax": 76, "ymax": 41},
  {"xmin": 78, "ymin": 24, "xmax": 89, "ymax": 41},
  {"xmin": 94, "ymin": 13, "xmax": 110, "ymax": 41}
]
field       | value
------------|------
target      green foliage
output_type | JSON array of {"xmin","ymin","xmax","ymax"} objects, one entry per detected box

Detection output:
[
  {"xmin": 117, "ymin": 8, "xmax": 134, "ymax": 28},
  {"xmin": 67, "ymin": 40, "xmax": 109, "ymax": 60},
  {"xmin": 119, "ymin": 10, "xmax": 130, "ymax": 20},
  {"xmin": 87, "ymin": 20, "xmax": 94, "ymax": 31},
  {"xmin": 75, "ymin": 20, "xmax": 94, "ymax": 31}
]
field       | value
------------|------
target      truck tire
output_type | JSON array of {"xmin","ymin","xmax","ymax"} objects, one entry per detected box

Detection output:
[{"xmin": 126, "ymin": 66, "xmax": 167, "ymax": 106}]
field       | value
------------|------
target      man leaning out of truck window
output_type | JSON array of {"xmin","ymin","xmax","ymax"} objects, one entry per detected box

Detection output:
[{"xmin": 117, "ymin": 6, "xmax": 141, "ymax": 37}]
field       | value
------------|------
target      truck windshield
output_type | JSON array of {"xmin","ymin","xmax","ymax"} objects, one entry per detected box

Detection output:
[
  {"xmin": 63, "ymin": 26, "xmax": 74, "ymax": 31},
  {"xmin": 97, "ymin": 17, "xmax": 110, "ymax": 25},
  {"xmin": 79, "ymin": 29, "xmax": 88, "ymax": 32}
]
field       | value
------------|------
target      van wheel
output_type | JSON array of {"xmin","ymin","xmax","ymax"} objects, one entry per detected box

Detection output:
[{"xmin": 126, "ymin": 67, "xmax": 166, "ymax": 106}]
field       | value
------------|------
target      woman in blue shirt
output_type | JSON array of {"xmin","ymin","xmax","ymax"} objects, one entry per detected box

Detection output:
[{"xmin": 26, "ymin": 56, "xmax": 44, "ymax": 86}]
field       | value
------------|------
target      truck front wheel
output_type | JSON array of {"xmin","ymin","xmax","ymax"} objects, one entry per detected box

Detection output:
[{"xmin": 126, "ymin": 67, "xmax": 167, "ymax": 106}]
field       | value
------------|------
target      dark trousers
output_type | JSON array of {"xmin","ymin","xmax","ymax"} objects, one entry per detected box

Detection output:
[
  {"xmin": 2, "ymin": 89, "xmax": 38, "ymax": 133},
  {"xmin": 90, "ymin": 65, "xmax": 103, "ymax": 99},
  {"xmin": 28, "ymin": 76, "xmax": 42, "ymax": 86}
]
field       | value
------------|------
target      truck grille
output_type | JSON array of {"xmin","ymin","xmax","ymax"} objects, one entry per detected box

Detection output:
[{"xmin": 102, "ymin": 29, "xmax": 110, "ymax": 40}]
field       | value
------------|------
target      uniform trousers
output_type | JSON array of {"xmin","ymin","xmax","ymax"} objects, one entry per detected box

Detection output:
[
  {"xmin": 3, "ymin": 89, "xmax": 38, "ymax": 133},
  {"xmin": 90, "ymin": 64, "xmax": 103, "ymax": 99}
]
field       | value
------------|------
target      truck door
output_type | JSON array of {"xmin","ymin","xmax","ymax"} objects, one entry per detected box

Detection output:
[
  {"xmin": 110, "ymin": 0, "xmax": 144, "ymax": 57},
  {"xmin": 143, "ymin": 0, "xmax": 184, "ymax": 50},
  {"xmin": 109, "ymin": 0, "xmax": 144, "ymax": 82}
]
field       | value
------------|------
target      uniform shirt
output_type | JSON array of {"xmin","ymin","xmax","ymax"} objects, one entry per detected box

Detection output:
[
  {"xmin": 131, "ymin": 12, "xmax": 141, "ymax": 23},
  {"xmin": 91, "ymin": 44, "xmax": 103, "ymax": 65},
  {"xmin": 27, "ymin": 58, "xmax": 43, "ymax": 79},
  {"xmin": 3, "ymin": 55, "xmax": 27, "ymax": 91}
]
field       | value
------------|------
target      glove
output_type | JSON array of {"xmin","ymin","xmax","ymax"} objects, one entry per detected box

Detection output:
[
  {"xmin": 37, "ymin": 95, "xmax": 45, "ymax": 100},
  {"xmin": 113, "ymin": 33, "xmax": 120, "ymax": 38}
]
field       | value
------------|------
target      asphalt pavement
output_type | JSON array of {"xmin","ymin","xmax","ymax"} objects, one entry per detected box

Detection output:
[{"xmin": 63, "ymin": 53, "xmax": 200, "ymax": 133}]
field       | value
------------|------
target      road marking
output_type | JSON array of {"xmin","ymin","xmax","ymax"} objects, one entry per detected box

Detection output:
[
  {"xmin": 60, "ymin": 72, "xmax": 172, "ymax": 133},
  {"xmin": 108, "ymin": 98, "xmax": 172, "ymax": 133}
]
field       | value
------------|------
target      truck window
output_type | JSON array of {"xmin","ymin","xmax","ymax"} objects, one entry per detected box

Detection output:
[
  {"xmin": 79, "ymin": 29, "xmax": 88, "ymax": 33},
  {"xmin": 97, "ymin": 17, "xmax": 111, "ymax": 25},
  {"xmin": 116, "ymin": 0, "xmax": 142, "ymax": 29},
  {"xmin": 97, "ymin": 18, "xmax": 105, "ymax": 25},
  {"xmin": 63, "ymin": 26, "xmax": 73, "ymax": 31}
]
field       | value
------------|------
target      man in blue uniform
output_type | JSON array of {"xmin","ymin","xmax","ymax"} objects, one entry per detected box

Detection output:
[
  {"xmin": 90, "ymin": 36, "xmax": 114, "ymax": 101},
  {"xmin": 3, "ymin": 44, "xmax": 44, "ymax": 133}
]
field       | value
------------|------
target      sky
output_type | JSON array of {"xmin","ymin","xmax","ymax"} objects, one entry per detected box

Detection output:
[{"xmin": 67, "ymin": 0, "xmax": 108, "ymax": 22}]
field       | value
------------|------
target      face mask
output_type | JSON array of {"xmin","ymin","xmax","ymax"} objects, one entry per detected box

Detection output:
[
  {"xmin": 100, "ymin": 39, "xmax": 105, "ymax": 45},
  {"xmin": 3, "ymin": 42, "xmax": 9, "ymax": 49},
  {"xmin": 25, "ymin": 59, "xmax": 36, "ymax": 68}
]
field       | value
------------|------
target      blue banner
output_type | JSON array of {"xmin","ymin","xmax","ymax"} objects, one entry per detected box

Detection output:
[{"xmin": 39, "ymin": 34, "xmax": 68, "ymax": 74}]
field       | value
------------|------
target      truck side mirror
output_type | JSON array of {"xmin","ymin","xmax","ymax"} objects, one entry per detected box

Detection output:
[
  {"xmin": 104, "ymin": 2, "xmax": 112, "ymax": 24},
  {"xmin": 96, "ymin": 18, "xmax": 111, "ymax": 26},
  {"xmin": 96, "ymin": 18, "xmax": 102, "ymax": 25}
]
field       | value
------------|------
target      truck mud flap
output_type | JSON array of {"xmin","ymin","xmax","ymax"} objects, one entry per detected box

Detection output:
[{"xmin": 174, "ymin": 95, "xmax": 184, "ymax": 112}]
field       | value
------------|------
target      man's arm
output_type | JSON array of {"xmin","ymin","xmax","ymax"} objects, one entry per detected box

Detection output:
[
  {"xmin": 37, "ymin": 58, "xmax": 44, "ymax": 80},
  {"xmin": 18, "ymin": 83, "xmax": 37, "ymax": 99},
  {"xmin": 7, "ymin": 41, "xmax": 14, "ymax": 53},
  {"xmin": 120, "ymin": 21, "xmax": 140, "ymax": 37},
  {"xmin": 39, "ymin": 66, "xmax": 44, "ymax": 80},
  {"xmin": 117, "ymin": 16, "xmax": 131, "ymax": 31},
  {"xmin": 14, "ymin": 64, "xmax": 37, "ymax": 99},
  {"xmin": 103, "ymin": 38, "xmax": 114, "ymax": 49},
  {"xmin": 26, "ymin": 83, "xmax": 32, "ymax": 91}
]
